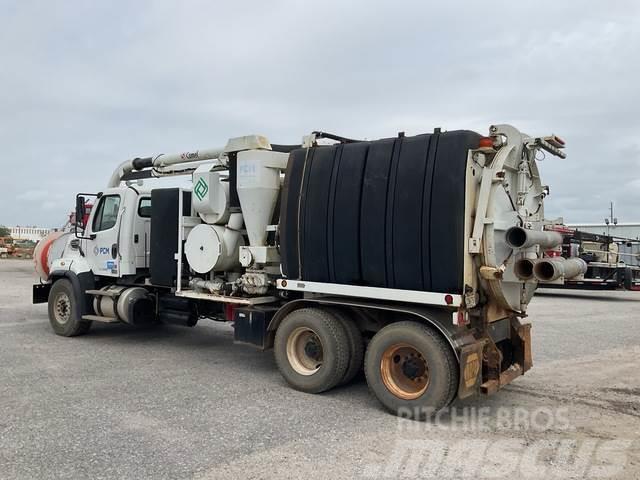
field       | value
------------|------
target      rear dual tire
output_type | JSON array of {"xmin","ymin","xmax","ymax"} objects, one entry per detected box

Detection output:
[
  {"xmin": 364, "ymin": 321, "xmax": 458, "ymax": 420},
  {"xmin": 326, "ymin": 308, "xmax": 364, "ymax": 386},
  {"xmin": 274, "ymin": 310, "xmax": 457, "ymax": 419},
  {"xmin": 274, "ymin": 308, "xmax": 349, "ymax": 393},
  {"xmin": 274, "ymin": 307, "xmax": 364, "ymax": 393}
]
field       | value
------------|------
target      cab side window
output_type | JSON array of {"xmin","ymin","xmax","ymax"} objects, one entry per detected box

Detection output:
[
  {"xmin": 92, "ymin": 195, "xmax": 121, "ymax": 232},
  {"xmin": 138, "ymin": 198, "xmax": 151, "ymax": 218}
]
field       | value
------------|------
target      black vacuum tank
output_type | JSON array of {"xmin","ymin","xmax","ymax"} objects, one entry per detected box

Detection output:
[{"xmin": 280, "ymin": 130, "xmax": 481, "ymax": 294}]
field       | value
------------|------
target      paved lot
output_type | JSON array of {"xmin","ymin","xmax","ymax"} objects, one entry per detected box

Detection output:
[{"xmin": 1, "ymin": 259, "xmax": 639, "ymax": 479}]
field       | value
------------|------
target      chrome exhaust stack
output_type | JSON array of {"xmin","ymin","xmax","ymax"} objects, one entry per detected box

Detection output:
[
  {"xmin": 533, "ymin": 257, "xmax": 588, "ymax": 282},
  {"xmin": 506, "ymin": 226, "xmax": 563, "ymax": 250}
]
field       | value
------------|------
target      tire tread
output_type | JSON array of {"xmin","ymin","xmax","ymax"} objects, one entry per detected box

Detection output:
[{"xmin": 327, "ymin": 308, "xmax": 364, "ymax": 386}]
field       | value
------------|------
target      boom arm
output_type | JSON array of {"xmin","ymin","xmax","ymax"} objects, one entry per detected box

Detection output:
[{"xmin": 106, "ymin": 135, "xmax": 273, "ymax": 187}]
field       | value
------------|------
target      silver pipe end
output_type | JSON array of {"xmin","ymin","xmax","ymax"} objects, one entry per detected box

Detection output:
[{"xmin": 514, "ymin": 258, "xmax": 536, "ymax": 280}]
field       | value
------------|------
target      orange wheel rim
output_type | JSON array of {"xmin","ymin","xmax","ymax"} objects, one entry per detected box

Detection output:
[{"xmin": 380, "ymin": 343, "xmax": 429, "ymax": 400}]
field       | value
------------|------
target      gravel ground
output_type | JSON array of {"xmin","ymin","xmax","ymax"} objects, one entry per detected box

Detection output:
[{"xmin": 0, "ymin": 259, "xmax": 638, "ymax": 479}]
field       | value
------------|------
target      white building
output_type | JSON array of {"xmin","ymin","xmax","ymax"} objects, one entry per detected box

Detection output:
[
  {"xmin": 10, "ymin": 226, "xmax": 52, "ymax": 242},
  {"xmin": 567, "ymin": 223, "xmax": 640, "ymax": 240}
]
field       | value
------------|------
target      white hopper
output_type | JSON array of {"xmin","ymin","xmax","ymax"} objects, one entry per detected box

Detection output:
[{"xmin": 236, "ymin": 150, "xmax": 289, "ymax": 247}]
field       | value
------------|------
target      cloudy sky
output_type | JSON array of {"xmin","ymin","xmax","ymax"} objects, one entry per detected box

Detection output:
[{"xmin": 1, "ymin": 1, "xmax": 639, "ymax": 228}]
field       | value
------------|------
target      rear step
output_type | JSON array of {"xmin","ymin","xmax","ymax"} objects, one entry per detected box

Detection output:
[{"xmin": 81, "ymin": 315, "xmax": 119, "ymax": 323}]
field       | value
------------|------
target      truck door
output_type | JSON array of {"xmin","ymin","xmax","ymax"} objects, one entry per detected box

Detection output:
[
  {"xmin": 134, "ymin": 196, "xmax": 152, "ymax": 269},
  {"xmin": 86, "ymin": 193, "xmax": 123, "ymax": 277}
]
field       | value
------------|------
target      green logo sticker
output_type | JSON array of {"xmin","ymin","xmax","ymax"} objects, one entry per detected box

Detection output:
[{"xmin": 194, "ymin": 177, "xmax": 208, "ymax": 201}]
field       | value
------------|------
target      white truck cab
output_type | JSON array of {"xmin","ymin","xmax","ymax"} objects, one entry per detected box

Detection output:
[{"xmin": 76, "ymin": 187, "xmax": 151, "ymax": 277}]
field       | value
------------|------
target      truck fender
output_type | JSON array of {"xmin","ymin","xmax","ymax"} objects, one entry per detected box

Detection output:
[
  {"xmin": 49, "ymin": 270, "xmax": 96, "ymax": 316},
  {"xmin": 50, "ymin": 255, "xmax": 92, "ymax": 276},
  {"xmin": 267, "ymin": 299, "xmax": 314, "ymax": 332}
]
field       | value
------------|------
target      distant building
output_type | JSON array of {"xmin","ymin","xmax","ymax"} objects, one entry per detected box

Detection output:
[
  {"xmin": 10, "ymin": 226, "xmax": 52, "ymax": 242},
  {"xmin": 567, "ymin": 223, "xmax": 640, "ymax": 240}
]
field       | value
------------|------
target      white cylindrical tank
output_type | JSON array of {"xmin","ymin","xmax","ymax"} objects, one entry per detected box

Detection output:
[
  {"xmin": 191, "ymin": 166, "xmax": 230, "ymax": 225},
  {"xmin": 184, "ymin": 223, "xmax": 243, "ymax": 273},
  {"xmin": 34, "ymin": 231, "xmax": 71, "ymax": 280}
]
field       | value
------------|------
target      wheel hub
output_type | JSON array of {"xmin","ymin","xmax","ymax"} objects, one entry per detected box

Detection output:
[
  {"xmin": 304, "ymin": 339, "xmax": 321, "ymax": 360},
  {"xmin": 401, "ymin": 357, "xmax": 425, "ymax": 379},
  {"xmin": 380, "ymin": 343, "xmax": 430, "ymax": 400},
  {"xmin": 286, "ymin": 327, "xmax": 324, "ymax": 376},
  {"xmin": 54, "ymin": 293, "xmax": 71, "ymax": 325}
]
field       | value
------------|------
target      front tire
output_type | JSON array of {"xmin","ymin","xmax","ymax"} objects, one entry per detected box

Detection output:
[
  {"xmin": 365, "ymin": 321, "xmax": 458, "ymax": 420},
  {"xmin": 48, "ymin": 279, "xmax": 92, "ymax": 337},
  {"xmin": 274, "ymin": 308, "xmax": 350, "ymax": 394}
]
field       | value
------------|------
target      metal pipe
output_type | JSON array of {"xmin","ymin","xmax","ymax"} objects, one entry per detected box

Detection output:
[
  {"xmin": 107, "ymin": 146, "xmax": 226, "ymax": 188},
  {"xmin": 514, "ymin": 258, "xmax": 537, "ymax": 280},
  {"xmin": 505, "ymin": 226, "xmax": 563, "ymax": 249},
  {"xmin": 153, "ymin": 147, "xmax": 226, "ymax": 169},
  {"xmin": 533, "ymin": 257, "xmax": 588, "ymax": 282},
  {"xmin": 108, "ymin": 159, "xmax": 136, "ymax": 188}
]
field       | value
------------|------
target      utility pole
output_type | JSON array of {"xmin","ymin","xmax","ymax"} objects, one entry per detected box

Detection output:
[{"xmin": 604, "ymin": 201, "xmax": 618, "ymax": 237}]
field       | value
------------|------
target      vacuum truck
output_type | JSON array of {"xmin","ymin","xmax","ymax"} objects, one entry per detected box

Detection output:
[{"xmin": 33, "ymin": 124, "xmax": 567, "ymax": 419}]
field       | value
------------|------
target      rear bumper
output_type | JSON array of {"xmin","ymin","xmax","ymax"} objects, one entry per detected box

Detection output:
[
  {"xmin": 457, "ymin": 317, "xmax": 532, "ymax": 399},
  {"xmin": 482, "ymin": 319, "xmax": 532, "ymax": 395}
]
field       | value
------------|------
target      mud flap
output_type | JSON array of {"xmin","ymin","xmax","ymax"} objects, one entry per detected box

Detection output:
[
  {"xmin": 33, "ymin": 283, "xmax": 51, "ymax": 304},
  {"xmin": 480, "ymin": 319, "xmax": 532, "ymax": 395},
  {"xmin": 457, "ymin": 341, "xmax": 484, "ymax": 399},
  {"xmin": 513, "ymin": 319, "xmax": 533, "ymax": 373}
]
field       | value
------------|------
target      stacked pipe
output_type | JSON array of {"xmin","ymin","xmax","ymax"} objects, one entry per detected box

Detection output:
[
  {"xmin": 507, "ymin": 226, "xmax": 587, "ymax": 282},
  {"xmin": 533, "ymin": 257, "xmax": 588, "ymax": 282},
  {"xmin": 505, "ymin": 226, "xmax": 563, "ymax": 250}
]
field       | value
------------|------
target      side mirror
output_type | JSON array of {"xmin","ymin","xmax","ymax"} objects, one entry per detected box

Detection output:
[
  {"xmin": 75, "ymin": 196, "xmax": 87, "ymax": 230},
  {"xmin": 74, "ymin": 192, "xmax": 98, "ymax": 240}
]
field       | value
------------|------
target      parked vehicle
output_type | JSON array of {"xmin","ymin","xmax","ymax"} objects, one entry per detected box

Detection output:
[
  {"xmin": 12, "ymin": 240, "xmax": 36, "ymax": 259},
  {"xmin": 0, "ymin": 236, "xmax": 15, "ymax": 258},
  {"xmin": 33, "ymin": 124, "xmax": 567, "ymax": 418},
  {"xmin": 538, "ymin": 225, "xmax": 640, "ymax": 291}
]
